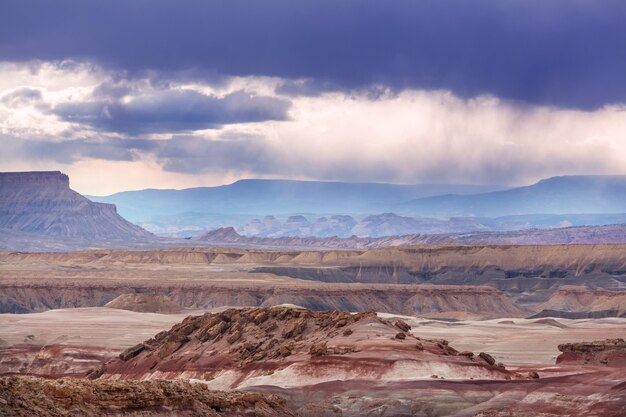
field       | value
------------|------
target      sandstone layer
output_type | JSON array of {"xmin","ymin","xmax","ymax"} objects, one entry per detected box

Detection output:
[
  {"xmin": 105, "ymin": 293, "xmax": 182, "ymax": 313},
  {"xmin": 1, "ymin": 245, "xmax": 624, "ymax": 316},
  {"xmin": 0, "ymin": 171, "xmax": 153, "ymax": 241}
]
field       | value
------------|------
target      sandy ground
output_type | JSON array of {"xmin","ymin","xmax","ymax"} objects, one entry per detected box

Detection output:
[
  {"xmin": 1, "ymin": 307, "xmax": 624, "ymax": 367},
  {"xmin": 0, "ymin": 308, "xmax": 203, "ymax": 349},
  {"xmin": 382, "ymin": 313, "xmax": 626, "ymax": 365}
]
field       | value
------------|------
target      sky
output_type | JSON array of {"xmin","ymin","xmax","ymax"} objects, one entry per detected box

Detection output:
[{"xmin": 1, "ymin": 0, "xmax": 625, "ymax": 195}]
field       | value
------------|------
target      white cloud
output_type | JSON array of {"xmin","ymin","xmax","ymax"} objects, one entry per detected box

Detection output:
[{"xmin": 0, "ymin": 61, "xmax": 625, "ymax": 194}]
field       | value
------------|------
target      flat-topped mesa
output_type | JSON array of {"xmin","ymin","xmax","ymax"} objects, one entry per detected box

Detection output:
[
  {"xmin": 0, "ymin": 171, "xmax": 70, "ymax": 189},
  {"xmin": 0, "ymin": 171, "xmax": 153, "ymax": 240},
  {"xmin": 557, "ymin": 338, "xmax": 626, "ymax": 367}
]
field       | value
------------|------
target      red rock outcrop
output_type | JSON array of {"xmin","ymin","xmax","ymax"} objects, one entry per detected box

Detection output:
[
  {"xmin": 557, "ymin": 338, "xmax": 626, "ymax": 367},
  {"xmin": 0, "ymin": 375, "xmax": 299, "ymax": 417},
  {"xmin": 0, "ymin": 344, "xmax": 112, "ymax": 378},
  {"xmin": 101, "ymin": 307, "xmax": 517, "ymax": 388}
]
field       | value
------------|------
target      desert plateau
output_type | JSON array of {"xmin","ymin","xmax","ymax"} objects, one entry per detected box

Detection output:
[
  {"xmin": 1, "ymin": 243, "xmax": 625, "ymax": 416},
  {"xmin": 2, "ymin": 1, "xmax": 626, "ymax": 415}
]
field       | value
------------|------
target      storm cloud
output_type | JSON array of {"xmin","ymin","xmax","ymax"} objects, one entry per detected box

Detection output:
[
  {"xmin": 53, "ymin": 90, "xmax": 290, "ymax": 134},
  {"xmin": 1, "ymin": 0, "xmax": 626, "ymax": 109},
  {"xmin": 1, "ymin": 1, "xmax": 625, "ymax": 194}
]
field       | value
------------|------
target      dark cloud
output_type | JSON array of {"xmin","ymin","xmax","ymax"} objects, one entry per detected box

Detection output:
[
  {"xmin": 1, "ymin": 0, "xmax": 625, "ymax": 109},
  {"xmin": 1, "ymin": 87, "xmax": 43, "ymax": 107},
  {"xmin": 2, "ymin": 135, "xmax": 274, "ymax": 174},
  {"xmin": 157, "ymin": 136, "xmax": 274, "ymax": 174},
  {"xmin": 2, "ymin": 136, "xmax": 152, "ymax": 164},
  {"xmin": 52, "ymin": 90, "xmax": 291, "ymax": 134}
]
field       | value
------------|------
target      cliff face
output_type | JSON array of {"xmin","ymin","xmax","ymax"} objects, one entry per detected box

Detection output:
[
  {"xmin": 0, "ymin": 171, "xmax": 153, "ymax": 240},
  {"xmin": 0, "ymin": 281, "xmax": 526, "ymax": 318},
  {"xmin": 1, "ymin": 245, "xmax": 624, "ymax": 316}
]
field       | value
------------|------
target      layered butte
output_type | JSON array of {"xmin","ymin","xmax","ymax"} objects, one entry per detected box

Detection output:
[{"xmin": 0, "ymin": 171, "xmax": 153, "ymax": 241}]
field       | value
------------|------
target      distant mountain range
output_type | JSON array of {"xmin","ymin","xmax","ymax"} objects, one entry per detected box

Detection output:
[
  {"xmin": 89, "ymin": 175, "xmax": 626, "ymax": 237},
  {"xmin": 2, "ymin": 171, "xmax": 626, "ymax": 251},
  {"xmin": 398, "ymin": 175, "xmax": 626, "ymax": 216},
  {"xmin": 88, "ymin": 179, "xmax": 502, "ymax": 221}
]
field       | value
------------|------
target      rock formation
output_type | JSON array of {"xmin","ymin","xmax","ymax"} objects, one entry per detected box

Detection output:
[
  {"xmin": 557, "ymin": 338, "xmax": 626, "ymax": 367},
  {"xmin": 0, "ymin": 376, "xmax": 299, "ymax": 417},
  {"xmin": 100, "ymin": 307, "xmax": 517, "ymax": 386},
  {"xmin": 105, "ymin": 293, "xmax": 181, "ymax": 314},
  {"xmin": 0, "ymin": 171, "xmax": 153, "ymax": 240},
  {"xmin": 1, "ymin": 244, "xmax": 624, "ymax": 316},
  {"xmin": 192, "ymin": 224, "xmax": 626, "ymax": 249},
  {"xmin": 532, "ymin": 285, "xmax": 626, "ymax": 318}
]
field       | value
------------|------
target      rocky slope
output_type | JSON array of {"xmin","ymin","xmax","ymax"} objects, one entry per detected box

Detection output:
[
  {"xmin": 1, "ymin": 244, "xmax": 624, "ymax": 315},
  {"xmin": 0, "ymin": 171, "xmax": 153, "ymax": 240},
  {"xmin": 101, "ymin": 307, "xmax": 517, "ymax": 386},
  {"xmin": 0, "ymin": 278, "xmax": 526, "ymax": 318},
  {"xmin": 2, "ymin": 308, "xmax": 625, "ymax": 417},
  {"xmin": 105, "ymin": 293, "xmax": 182, "ymax": 313},
  {"xmin": 532, "ymin": 285, "xmax": 626, "ymax": 318},
  {"xmin": 0, "ymin": 376, "xmax": 298, "ymax": 417},
  {"xmin": 557, "ymin": 338, "xmax": 626, "ymax": 367},
  {"xmin": 0, "ymin": 344, "xmax": 113, "ymax": 378},
  {"xmin": 253, "ymin": 244, "xmax": 626, "ymax": 302}
]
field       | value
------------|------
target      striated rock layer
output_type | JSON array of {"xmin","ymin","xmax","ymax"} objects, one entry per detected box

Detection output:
[
  {"xmin": 101, "ymin": 307, "xmax": 518, "ymax": 388},
  {"xmin": 2, "ymin": 244, "xmax": 625, "ymax": 316},
  {"xmin": 533, "ymin": 285, "xmax": 626, "ymax": 318},
  {"xmin": 0, "ymin": 171, "xmax": 153, "ymax": 240},
  {"xmin": 0, "ymin": 280, "xmax": 526, "ymax": 318},
  {"xmin": 105, "ymin": 293, "xmax": 182, "ymax": 313}
]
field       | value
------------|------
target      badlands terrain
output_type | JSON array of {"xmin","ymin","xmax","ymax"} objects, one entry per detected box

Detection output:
[
  {"xmin": 1, "ymin": 244, "xmax": 624, "ymax": 316},
  {"xmin": 1, "ymin": 244, "xmax": 625, "ymax": 416},
  {"xmin": 1, "ymin": 305, "xmax": 625, "ymax": 416},
  {"xmin": 1, "ymin": 171, "xmax": 625, "ymax": 416}
]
